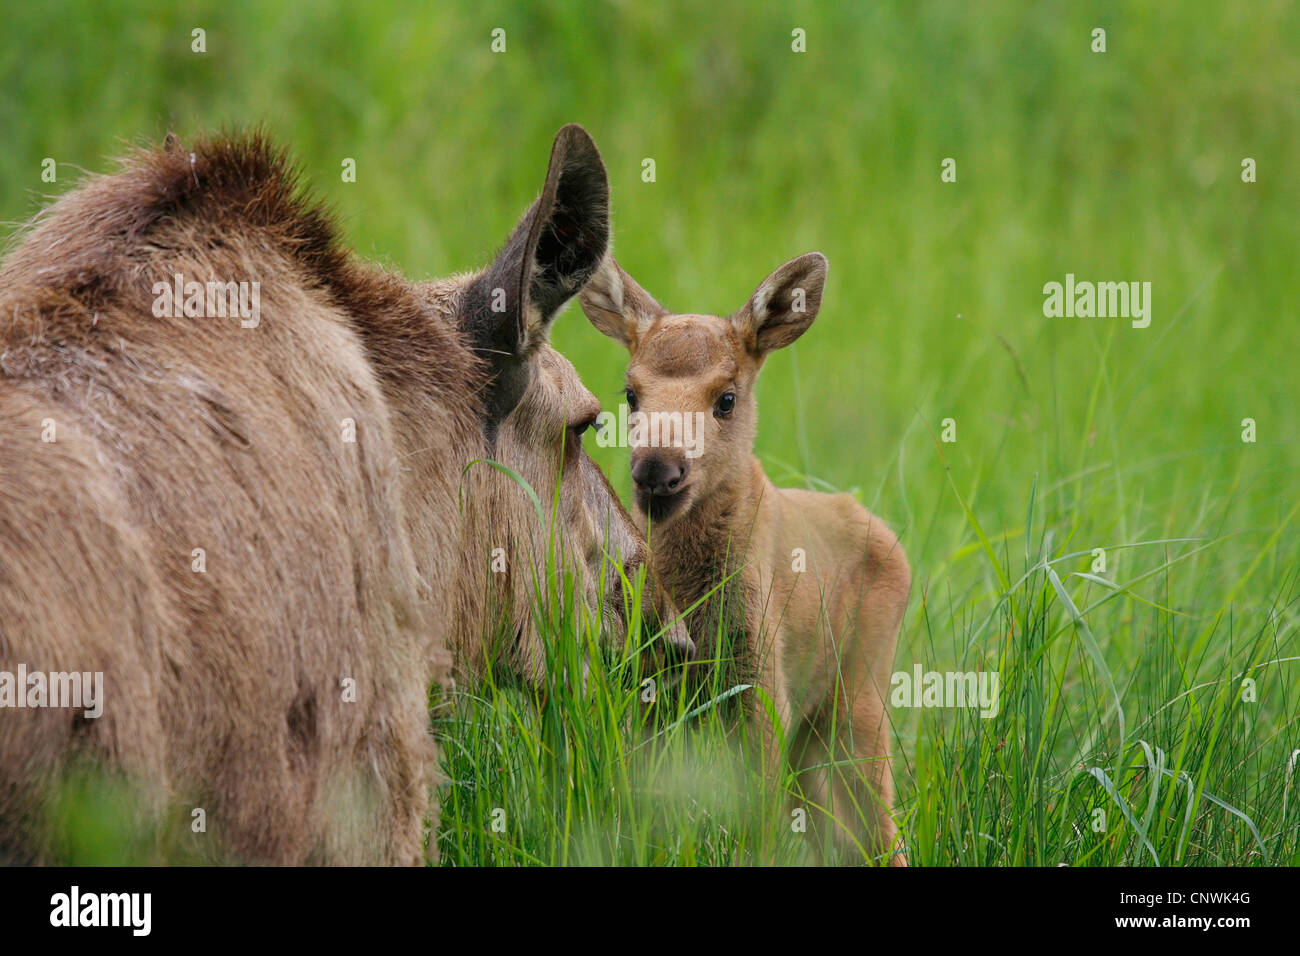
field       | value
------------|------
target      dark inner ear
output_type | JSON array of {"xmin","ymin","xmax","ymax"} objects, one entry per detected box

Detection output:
[
  {"xmin": 528, "ymin": 140, "xmax": 609, "ymax": 321},
  {"xmin": 461, "ymin": 125, "xmax": 609, "ymax": 439}
]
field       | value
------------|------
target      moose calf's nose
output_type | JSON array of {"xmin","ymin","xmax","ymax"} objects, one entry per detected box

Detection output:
[{"xmin": 632, "ymin": 456, "xmax": 689, "ymax": 496}]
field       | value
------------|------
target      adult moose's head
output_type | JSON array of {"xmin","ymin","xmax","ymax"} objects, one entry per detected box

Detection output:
[
  {"xmin": 438, "ymin": 125, "xmax": 695, "ymax": 676},
  {"xmin": 0, "ymin": 124, "xmax": 687, "ymax": 866},
  {"xmin": 460, "ymin": 125, "xmax": 610, "ymax": 438}
]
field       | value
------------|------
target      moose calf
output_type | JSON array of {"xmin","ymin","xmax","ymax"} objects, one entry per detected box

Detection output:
[{"xmin": 581, "ymin": 252, "xmax": 910, "ymax": 864}]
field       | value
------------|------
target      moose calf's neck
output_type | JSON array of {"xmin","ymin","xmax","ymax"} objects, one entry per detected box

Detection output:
[{"xmin": 654, "ymin": 456, "xmax": 769, "ymax": 567}]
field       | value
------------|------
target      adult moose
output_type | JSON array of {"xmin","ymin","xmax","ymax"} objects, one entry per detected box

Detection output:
[{"xmin": 0, "ymin": 125, "xmax": 687, "ymax": 864}]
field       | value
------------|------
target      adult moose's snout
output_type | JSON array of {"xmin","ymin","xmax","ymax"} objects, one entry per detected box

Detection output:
[
  {"xmin": 631, "ymin": 455, "xmax": 689, "ymax": 496},
  {"xmin": 662, "ymin": 617, "xmax": 697, "ymax": 662}
]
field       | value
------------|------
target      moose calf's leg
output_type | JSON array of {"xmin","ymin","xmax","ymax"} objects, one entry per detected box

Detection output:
[
  {"xmin": 792, "ymin": 693, "xmax": 900, "ymax": 866},
  {"xmin": 837, "ymin": 693, "xmax": 904, "ymax": 865},
  {"xmin": 752, "ymin": 640, "xmax": 796, "ymax": 781}
]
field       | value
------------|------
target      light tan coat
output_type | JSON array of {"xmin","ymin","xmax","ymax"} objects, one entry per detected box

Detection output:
[{"xmin": 582, "ymin": 253, "xmax": 910, "ymax": 863}]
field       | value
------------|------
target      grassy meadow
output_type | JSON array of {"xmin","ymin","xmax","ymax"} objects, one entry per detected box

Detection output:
[{"xmin": 4, "ymin": 1, "xmax": 1298, "ymax": 865}]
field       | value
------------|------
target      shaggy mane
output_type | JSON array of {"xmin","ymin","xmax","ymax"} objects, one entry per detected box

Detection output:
[{"xmin": 0, "ymin": 129, "xmax": 350, "ymax": 316}]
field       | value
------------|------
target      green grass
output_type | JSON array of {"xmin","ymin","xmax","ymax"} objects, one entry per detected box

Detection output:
[{"xmin": 6, "ymin": 0, "xmax": 1298, "ymax": 865}]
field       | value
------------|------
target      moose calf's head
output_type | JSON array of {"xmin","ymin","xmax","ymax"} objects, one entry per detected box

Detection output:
[{"xmin": 580, "ymin": 252, "xmax": 828, "ymax": 526}]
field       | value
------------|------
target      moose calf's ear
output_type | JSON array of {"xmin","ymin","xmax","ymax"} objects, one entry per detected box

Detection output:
[
  {"xmin": 463, "ymin": 124, "xmax": 611, "ymax": 432},
  {"xmin": 733, "ymin": 252, "xmax": 828, "ymax": 354},
  {"xmin": 579, "ymin": 256, "xmax": 664, "ymax": 348}
]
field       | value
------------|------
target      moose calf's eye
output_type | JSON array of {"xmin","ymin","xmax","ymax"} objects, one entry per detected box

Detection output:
[
  {"xmin": 625, "ymin": 388, "xmax": 638, "ymax": 411},
  {"xmin": 715, "ymin": 392, "xmax": 736, "ymax": 418}
]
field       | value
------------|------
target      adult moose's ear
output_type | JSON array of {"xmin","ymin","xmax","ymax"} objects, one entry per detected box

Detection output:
[
  {"xmin": 463, "ymin": 124, "xmax": 610, "ymax": 431},
  {"xmin": 732, "ymin": 252, "xmax": 828, "ymax": 355},
  {"xmin": 579, "ymin": 256, "xmax": 665, "ymax": 349}
]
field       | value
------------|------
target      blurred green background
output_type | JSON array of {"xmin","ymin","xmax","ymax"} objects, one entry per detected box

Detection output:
[
  {"xmin": 5, "ymin": 0, "xmax": 1297, "ymax": 864},
  {"xmin": 4, "ymin": 1, "xmax": 1295, "ymax": 522}
]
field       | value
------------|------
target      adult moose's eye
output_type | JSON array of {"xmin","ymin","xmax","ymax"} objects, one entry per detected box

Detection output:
[
  {"xmin": 714, "ymin": 392, "xmax": 736, "ymax": 418},
  {"xmin": 625, "ymin": 388, "xmax": 638, "ymax": 412}
]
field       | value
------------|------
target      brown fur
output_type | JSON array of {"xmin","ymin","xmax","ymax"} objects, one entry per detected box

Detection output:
[
  {"xmin": 0, "ymin": 126, "xmax": 685, "ymax": 864},
  {"xmin": 582, "ymin": 253, "xmax": 911, "ymax": 864}
]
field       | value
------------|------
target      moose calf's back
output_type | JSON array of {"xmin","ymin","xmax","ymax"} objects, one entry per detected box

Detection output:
[{"xmin": 756, "ymin": 484, "xmax": 910, "ymax": 704}]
